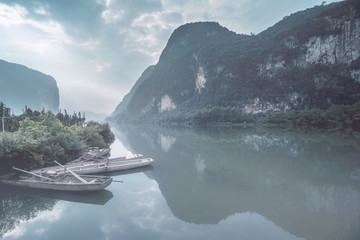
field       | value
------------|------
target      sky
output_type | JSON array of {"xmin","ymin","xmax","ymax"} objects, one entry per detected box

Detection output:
[{"xmin": 0, "ymin": 0, "xmax": 341, "ymax": 114}]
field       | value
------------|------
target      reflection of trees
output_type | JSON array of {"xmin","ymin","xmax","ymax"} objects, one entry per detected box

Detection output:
[
  {"xmin": 0, "ymin": 185, "xmax": 57, "ymax": 238},
  {"xmin": 113, "ymin": 123, "xmax": 360, "ymax": 240},
  {"xmin": 0, "ymin": 185, "xmax": 114, "ymax": 238}
]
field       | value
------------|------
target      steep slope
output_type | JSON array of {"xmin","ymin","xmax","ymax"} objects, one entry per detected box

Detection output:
[
  {"xmin": 0, "ymin": 60, "xmax": 59, "ymax": 114},
  {"xmin": 110, "ymin": 65, "xmax": 155, "ymax": 119},
  {"xmin": 111, "ymin": 0, "xmax": 360, "ymax": 123}
]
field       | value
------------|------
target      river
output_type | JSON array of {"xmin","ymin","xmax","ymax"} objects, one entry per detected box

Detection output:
[{"xmin": 1, "ymin": 125, "xmax": 360, "ymax": 240}]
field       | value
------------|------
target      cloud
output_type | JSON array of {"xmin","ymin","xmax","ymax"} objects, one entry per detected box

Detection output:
[
  {"xmin": 102, "ymin": 8, "xmax": 126, "ymax": 23},
  {"xmin": 0, "ymin": 3, "xmax": 27, "ymax": 25},
  {"xmin": 95, "ymin": 61, "xmax": 111, "ymax": 73},
  {"xmin": 112, "ymin": 0, "xmax": 252, "ymax": 61},
  {"xmin": 34, "ymin": 6, "xmax": 47, "ymax": 15},
  {"xmin": 0, "ymin": 3, "xmax": 70, "ymax": 47}
]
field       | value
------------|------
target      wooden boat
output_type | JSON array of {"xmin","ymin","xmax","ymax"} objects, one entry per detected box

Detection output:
[
  {"xmin": 34, "ymin": 157, "xmax": 154, "ymax": 175},
  {"xmin": 0, "ymin": 166, "xmax": 113, "ymax": 192},
  {"xmin": 72, "ymin": 151, "xmax": 143, "ymax": 163},
  {"xmin": 67, "ymin": 157, "xmax": 154, "ymax": 174}
]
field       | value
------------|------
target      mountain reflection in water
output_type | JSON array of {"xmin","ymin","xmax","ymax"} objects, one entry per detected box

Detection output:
[
  {"xmin": 1, "ymin": 125, "xmax": 359, "ymax": 240},
  {"xmin": 114, "ymin": 124, "xmax": 360, "ymax": 240}
]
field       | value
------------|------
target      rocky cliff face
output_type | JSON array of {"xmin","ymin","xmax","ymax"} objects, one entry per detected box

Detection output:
[
  {"xmin": 0, "ymin": 60, "xmax": 60, "ymax": 114},
  {"xmin": 110, "ymin": 0, "xmax": 360, "ymax": 123}
]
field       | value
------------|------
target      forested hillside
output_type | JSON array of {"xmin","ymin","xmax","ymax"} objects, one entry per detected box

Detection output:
[{"xmin": 109, "ymin": 0, "xmax": 360, "ymax": 130}]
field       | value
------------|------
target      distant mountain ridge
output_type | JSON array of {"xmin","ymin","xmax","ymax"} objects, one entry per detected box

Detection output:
[
  {"xmin": 0, "ymin": 60, "xmax": 59, "ymax": 114},
  {"xmin": 110, "ymin": 0, "xmax": 360, "ymax": 124}
]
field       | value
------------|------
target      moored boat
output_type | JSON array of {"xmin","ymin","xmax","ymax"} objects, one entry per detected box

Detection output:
[
  {"xmin": 66, "ymin": 157, "xmax": 154, "ymax": 175},
  {"xmin": 0, "ymin": 167, "xmax": 112, "ymax": 192},
  {"xmin": 33, "ymin": 157, "xmax": 154, "ymax": 175}
]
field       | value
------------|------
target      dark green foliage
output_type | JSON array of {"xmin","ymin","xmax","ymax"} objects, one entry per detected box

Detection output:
[
  {"xmin": 152, "ymin": 101, "xmax": 360, "ymax": 132},
  {"xmin": 260, "ymin": 100, "xmax": 360, "ymax": 130},
  {"xmin": 0, "ymin": 103, "xmax": 86, "ymax": 132},
  {"xmin": 0, "ymin": 108, "xmax": 115, "ymax": 171},
  {"xmin": 78, "ymin": 121, "xmax": 115, "ymax": 148},
  {"xmin": 187, "ymin": 106, "xmax": 255, "ymax": 125},
  {"xmin": 0, "ymin": 102, "xmax": 11, "ymax": 117},
  {"xmin": 109, "ymin": 0, "xmax": 360, "ymax": 128}
]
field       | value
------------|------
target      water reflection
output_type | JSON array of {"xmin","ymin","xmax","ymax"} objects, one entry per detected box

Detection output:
[
  {"xmin": 1, "ymin": 125, "xmax": 359, "ymax": 240},
  {"xmin": 0, "ymin": 184, "xmax": 113, "ymax": 238},
  {"xmin": 114, "ymin": 124, "xmax": 360, "ymax": 240},
  {"xmin": 0, "ymin": 185, "xmax": 57, "ymax": 238}
]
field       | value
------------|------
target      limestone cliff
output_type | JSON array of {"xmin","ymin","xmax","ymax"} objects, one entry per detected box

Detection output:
[{"xmin": 110, "ymin": 0, "xmax": 360, "ymax": 123}]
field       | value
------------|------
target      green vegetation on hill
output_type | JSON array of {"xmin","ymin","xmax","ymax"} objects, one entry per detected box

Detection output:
[
  {"xmin": 154, "ymin": 101, "xmax": 360, "ymax": 132},
  {"xmin": 109, "ymin": 1, "xmax": 360, "ymax": 127},
  {"xmin": 0, "ymin": 103, "xmax": 115, "ymax": 171}
]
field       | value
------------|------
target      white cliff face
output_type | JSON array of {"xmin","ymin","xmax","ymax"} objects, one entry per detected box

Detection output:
[
  {"xmin": 243, "ymin": 98, "xmax": 284, "ymax": 114},
  {"xmin": 253, "ymin": 11, "xmax": 360, "ymax": 113},
  {"xmin": 306, "ymin": 18, "xmax": 360, "ymax": 65},
  {"xmin": 141, "ymin": 97, "xmax": 155, "ymax": 114},
  {"xmin": 351, "ymin": 69, "xmax": 360, "ymax": 83},
  {"xmin": 242, "ymin": 93, "xmax": 302, "ymax": 114},
  {"xmin": 306, "ymin": 36, "xmax": 337, "ymax": 64},
  {"xmin": 259, "ymin": 14, "xmax": 360, "ymax": 79},
  {"xmin": 159, "ymin": 94, "xmax": 176, "ymax": 113},
  {"xmin": 257, "ymin": 59, "xmax": 286, "ymax": 78},
  {"xmin": 195, "ymin": 67, "xmax": 207, "ymax": 93}
]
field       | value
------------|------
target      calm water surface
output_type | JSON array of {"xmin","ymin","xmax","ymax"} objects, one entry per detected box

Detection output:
[{"xmin": 1, "ymin": 125, "xmax": 360, "ymax": 240}]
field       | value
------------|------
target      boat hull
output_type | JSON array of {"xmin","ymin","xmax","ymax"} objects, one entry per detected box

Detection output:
[
  {"xmin": 33, "ymin": 157, "xmax": 154, "ymax": 175},
  {"xmin": 69, "ymin": 158, "xmax": 154, "ymax": 174},
  {"xmin": 0, "ymin": 174, "xmax": 112, "ymax": 192}
]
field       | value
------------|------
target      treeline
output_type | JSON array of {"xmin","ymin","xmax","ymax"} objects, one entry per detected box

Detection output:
[
  {"xmin": 0, "ymin": 103, "xmax": 115, "ymax": 171},
  {"xmin": 158, "ymin": 100, "xmax": 360, "ymax": 131},
  {"xmin": 1, "ymin": 102, "xmax": 86, "ymax": 132},
  {"xmin": 258, "ymin": 101, "xmax": 360, "ymax": 131}
]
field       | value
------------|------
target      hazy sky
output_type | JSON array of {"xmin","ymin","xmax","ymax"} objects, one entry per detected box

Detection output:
[{"xmin": 0, "ymin": 0, "xmax": 340, "ymax": 114}]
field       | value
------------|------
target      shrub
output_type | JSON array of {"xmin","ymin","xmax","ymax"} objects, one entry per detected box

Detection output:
[{"xmin": 0, "ymin": 114, "xmax": 115, "ymax": 171}]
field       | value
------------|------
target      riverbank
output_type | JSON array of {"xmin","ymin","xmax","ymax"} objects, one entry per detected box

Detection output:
[{"xmin": 143, "ymin": 100, "xmax": 360, "ymax": 133}]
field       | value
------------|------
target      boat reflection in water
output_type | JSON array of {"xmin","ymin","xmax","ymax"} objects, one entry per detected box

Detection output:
[
  {"xmin": 114, "ymin": 124, "xmax": 360, "ymax": 240},
  {"xmin": 1, "ymin": 124, "xmax": 360, "ymax": 240},
  {"xmin": 0, "ymin": 183, "xmax": 113, "ymax": 238}
]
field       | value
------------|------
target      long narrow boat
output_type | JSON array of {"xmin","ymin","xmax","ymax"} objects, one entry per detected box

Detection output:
[
  {"xmin": 0, "ymin": 167, "xmax": 112, "ymax": 191},
  {"xmin": 65, "ymin": 157, "xmax": 154, "ymax": 175},
  {"xmin": 33, "ymin": 157, "xmax": 154, "ymax": 175}
]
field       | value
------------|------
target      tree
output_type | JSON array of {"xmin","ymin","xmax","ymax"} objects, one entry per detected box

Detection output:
[
  {"xmin": 0, "ymin": 102, "xmax": 11, "ymax": 118},
  {"xmin": 0, "ymin": 109, "xmax": 114, "ymax": 171}
]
